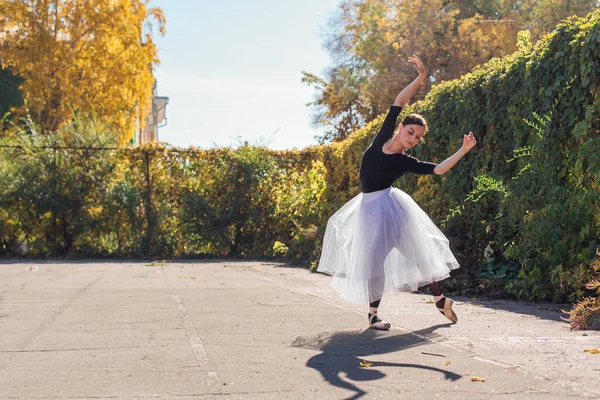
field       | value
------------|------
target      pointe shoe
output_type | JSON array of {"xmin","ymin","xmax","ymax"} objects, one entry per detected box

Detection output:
[
  {"xmin": 437, "ymin": 297, "xmax": 458, "ymax": 323},
  {"xmin": 368, "ymin": 313, "xmax": 391, "ymax": 330}
]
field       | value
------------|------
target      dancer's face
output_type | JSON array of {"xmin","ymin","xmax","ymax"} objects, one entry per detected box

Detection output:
[{"xmin": 397, "ymin": 124, "xmax": 426, "ymax": 150}]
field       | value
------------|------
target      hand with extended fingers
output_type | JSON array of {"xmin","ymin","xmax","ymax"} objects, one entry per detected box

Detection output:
[
  {"xmin": 408, "ymin": 54, "xmax": 427, "ymax": 80},
  {"xmin": 462, "ymin": 132, "xmax": 477, "ymax": 152}
]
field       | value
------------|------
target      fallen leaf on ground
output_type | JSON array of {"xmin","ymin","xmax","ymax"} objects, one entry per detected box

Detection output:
[
  {"xmin": 471, "ymin": 377, "xmax": 486, "ymax": 382},
  {"xmin": 584, "ymin": 349, "xmax": 600, "ymax": 354},
  {"xmin": 446, "ymin": 361, "xmax": 451, "ymax": 366},
  {"xmin": 359, "ymin": 360, "xmax": 373, "ymax": 368}
]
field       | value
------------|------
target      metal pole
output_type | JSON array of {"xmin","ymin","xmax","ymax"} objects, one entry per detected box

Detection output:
[
  {"xmin": 53, "ymin": 146, "xmax": 58, "ymax": 254},
  {"xmin": 144, "ymin": 150, "xmax": 153, "ymax": 255}
]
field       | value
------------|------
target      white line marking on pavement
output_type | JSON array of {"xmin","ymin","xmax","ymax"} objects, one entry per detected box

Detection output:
[{"xmin": 173, "ymin": 294, "xmax": 219, "ymax": 389}]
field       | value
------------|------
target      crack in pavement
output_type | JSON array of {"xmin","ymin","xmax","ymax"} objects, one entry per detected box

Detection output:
[
  {"xmin": 12, "ymin": 269, "xmax": 108, "ymax": 352},
  {"xmin": 2, "ymin": 344, "xmax": 174, "ymax": 353},
  {"xmin": 2, "ymin": 389, "xmax": 299, "ymax": 399}
]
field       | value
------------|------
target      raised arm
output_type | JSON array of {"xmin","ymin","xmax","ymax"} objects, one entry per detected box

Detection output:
[
  {"xmin": 433, "ymin": 132, "xmax": 477, "ymax": 175},
  {"xmin": 393, "ymin": 55, "xmax": 427, "ymax": 107},
  {"xmin": 371, "ymin": 56, "xmax": 428, "ymax": 147}
]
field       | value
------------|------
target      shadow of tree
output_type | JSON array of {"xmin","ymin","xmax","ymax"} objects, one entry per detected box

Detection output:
[{"xmin": 292, "ymin": 324, "xmax": 461, "ymax": 399}]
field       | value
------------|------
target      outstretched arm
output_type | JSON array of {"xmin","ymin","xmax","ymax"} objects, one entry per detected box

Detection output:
[
  {"xmin": 433, "ymin": 132, "xmax": 477, "ymax": 175},
  {"xmin": 393, "ymin": 55, "xmax": 427, "ymax": 107}
]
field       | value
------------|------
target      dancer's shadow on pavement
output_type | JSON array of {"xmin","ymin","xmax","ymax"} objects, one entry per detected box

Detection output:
[{"xmin": 292, "ymin": 324, "xmax": 461, "ymax": 400}]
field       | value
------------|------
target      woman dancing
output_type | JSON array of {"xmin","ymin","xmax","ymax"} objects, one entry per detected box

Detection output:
[{"xmin": 317, "ymin": 55, "xmax": 477, "ymax": 330}]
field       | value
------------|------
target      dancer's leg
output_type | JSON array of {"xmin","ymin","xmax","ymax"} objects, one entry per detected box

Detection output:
[
  {"xmin": 367, "ymin": 269, "xmax": 384, "ymax": 314},
  {"xmin": 428, "ymin": 280, "xmax": 457, "ymax": 323},
  {"xmin": 366, "ymin": 227, "xmax": 389, "ymax": 329},
  {"xmin": 369, "ymin": 299, "xmax": 381, "ymax": 324},
  {"xmin": 367, "ymin": 296, "xmax": 390, "ymax": 330},
  {"xmin": 427, "ymin": 281, "xmax": 446, "ymax": 308}
]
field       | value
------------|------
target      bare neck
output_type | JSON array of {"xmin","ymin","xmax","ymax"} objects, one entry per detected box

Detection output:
[{"xmin": 383, "ymin": 135, "xmax": 406, "ymax": 154}]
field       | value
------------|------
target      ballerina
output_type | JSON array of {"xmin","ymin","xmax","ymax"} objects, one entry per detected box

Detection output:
[{"xmin": 317, "ymin": 55, "xmax": 477, "ymax": 330}]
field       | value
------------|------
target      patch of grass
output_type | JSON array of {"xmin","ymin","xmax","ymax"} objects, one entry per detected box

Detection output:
[{"xmin": 145, "ymin": 260, "xmax": 169, "ymax": 267}]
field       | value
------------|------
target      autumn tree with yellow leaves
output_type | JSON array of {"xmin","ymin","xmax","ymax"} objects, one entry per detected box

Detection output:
[
  {"xmin": 304, "ymin": 0, "xmax": 599, "ymax": 142},
  {"xmin": 0, "ymin": 0, "xmax": 165, "ymax": 145}
]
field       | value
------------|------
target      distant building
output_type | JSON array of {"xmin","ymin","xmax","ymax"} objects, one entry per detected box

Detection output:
[{"xmin": 134, "ymin": 80, "xmax": 169, "ymax": 145}]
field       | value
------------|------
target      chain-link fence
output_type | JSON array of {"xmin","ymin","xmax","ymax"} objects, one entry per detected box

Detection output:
[{"xmin": 0, "ymin": 144, "xmax": 324, "ymax": 259}]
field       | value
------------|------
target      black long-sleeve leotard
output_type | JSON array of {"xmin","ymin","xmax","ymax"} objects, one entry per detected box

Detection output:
[{"xmin": 359, "ymin": 105, "xmax": 438, "ymax": 193}]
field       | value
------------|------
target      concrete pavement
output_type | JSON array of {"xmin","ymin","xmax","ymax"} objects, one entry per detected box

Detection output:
[{"xmin": 0, "ymin": 260, "xmax": 598, "ymax": 399}]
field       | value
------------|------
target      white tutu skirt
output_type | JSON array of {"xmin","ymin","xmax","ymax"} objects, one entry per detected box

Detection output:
[{"xmin": 317, "ymin": 187, "xmax": 459, "ymax": 304}]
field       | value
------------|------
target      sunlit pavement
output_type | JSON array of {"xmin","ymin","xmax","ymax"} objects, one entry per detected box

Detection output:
[{"xmin": 1, "ymin": 260, "xmax": 598, "ymax": 399}]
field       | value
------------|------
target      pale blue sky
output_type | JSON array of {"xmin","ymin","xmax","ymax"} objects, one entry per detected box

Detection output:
[{"xmin": 150, "ymin": 0, "xmax": 342, "ymax": 150}]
